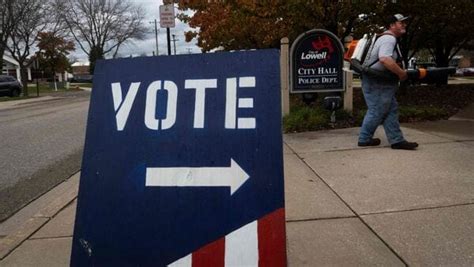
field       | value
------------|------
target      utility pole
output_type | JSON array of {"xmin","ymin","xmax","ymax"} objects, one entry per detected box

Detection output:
[
  {"xmin": 34, "ymin": 57, "xmax": 39, "ymax": 97},
  {"xmin": 149, "ymin": 20, "xmax": 160, "ymax": 56},
  {"xmin": 172, "ymin": 34, "xmax": 179, "ymax": 55},
  {"xmin": 154, "ymin": 19, "xmax": 159, "ymax": 56}
]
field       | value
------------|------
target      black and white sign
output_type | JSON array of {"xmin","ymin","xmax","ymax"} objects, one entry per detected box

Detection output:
[{"xmin": 290, "ymin": 29, "xmax": 345, "ymax": 93}]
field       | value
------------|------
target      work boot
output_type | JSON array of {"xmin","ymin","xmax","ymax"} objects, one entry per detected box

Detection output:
[
  {"xmin": 358, "ymin": 138, "xmax": 381, "ymax": 147},
  {"xmin": 391, "ymin": 141, "xmax": 419, "ymax": 150}
]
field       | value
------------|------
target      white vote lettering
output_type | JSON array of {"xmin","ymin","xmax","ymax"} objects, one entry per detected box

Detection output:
[
  {"xmin": 145, "ymin": 80, "xmax": 178, "ymax": 130},
  {"xmin": 111, "ymin": 77, "xmax": 256, "ymax": 131},
  {"xmin": 111, "ymin": 82, "xmax": 140, "ymax": 131},
  {"xmin": 225, "ymin": 77, "xmax": 256, "ymax": 129},
  {"xmin": 185, "ymin": 79, "xmax": 217, "ymax": 128}
]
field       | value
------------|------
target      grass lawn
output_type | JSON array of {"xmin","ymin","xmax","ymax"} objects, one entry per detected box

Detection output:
[
  {"xmin": 0, "ymin": 83, "xmax": 84, "ymax": 102},
  {"xmin": 72, "ymin": 83, "xmax": 93, "ymax": 88},
  {"xmin": 27, "ymin": 83, "xmax": 86, "ymax": 93}
]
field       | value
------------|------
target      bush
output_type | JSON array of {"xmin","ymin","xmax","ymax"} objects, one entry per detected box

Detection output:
[
  {"xmin": 354, "ymin": 106, "xmax": 448, "ymax": 125},
  {"xmin": 283, "ymin": 106, "xmax": 329, "ymax": 133},
  {"xmin": 399, "ymin": 106, "xmax": 449, "ymax": 122},
  {"xmin": 283, "ymin": 105, "xmax": 354, "ymax": 133},
  {"xmin": 284, "ymin": 84, "xmax": 474, "ymax": 133},
  {"xmin": 354, "ymin": 109, "xmax": 367, "ymax": 125}
]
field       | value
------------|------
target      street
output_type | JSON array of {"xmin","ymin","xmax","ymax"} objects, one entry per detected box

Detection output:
[{"xmin": 0, "ymin": 91, "xmax": 90, "ymax": 221}]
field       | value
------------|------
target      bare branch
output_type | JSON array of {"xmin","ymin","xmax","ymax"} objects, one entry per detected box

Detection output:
[
  {"xmin": 57, "ymin": 0, "xmax": 146, "ymax": 68},
  {"xmin": 5, "ymin": 0, "xmax": 50, "ymax": 95}
]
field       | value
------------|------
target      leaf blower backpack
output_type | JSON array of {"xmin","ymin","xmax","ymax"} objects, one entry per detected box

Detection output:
[
  {"xmin": 344, "ymin": 33, "xmax": 457, "ymax": 82},
  {"xmin": 344, "ymin": 32, "xmax": 397, "ymax": 79}
]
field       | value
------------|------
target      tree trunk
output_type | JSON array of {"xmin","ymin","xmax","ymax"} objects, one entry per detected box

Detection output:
[
  {"xmin": 399, "ymin": 37, "xmax": 410, "ymax": 69},
  {"xmin": 20, "ymin": 66, "xmax": 29, "ymax": 97},
  {"xmin": 434, "ymin": 45, "xmax": 449, "ymax": 85},
  {"xmin": 52, "ymin": 67, "xmax": 57, "ymax": 91},
  {"xmin": 0, "ymin": 46, "xmax": 5, "ymax": 70},
  {"xmin": 434, "ymin": 52, "xmax": 449, "ymax": 67},
  {"xmin": 89, "ymin": 46, "xmax": 104, "ymax": 74}
]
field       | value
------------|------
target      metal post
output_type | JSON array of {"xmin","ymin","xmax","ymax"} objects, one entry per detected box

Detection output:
[
  {"xmin": 167, "ymin": 28, "xmax": 171, "ymax": 55},
  {"xmin": 343, "ymin": 69, "xmax": 353, "ymax": 114},
  {"xmin": 280, "ymin": 37, "xmax": 290, "ymax": 117}
]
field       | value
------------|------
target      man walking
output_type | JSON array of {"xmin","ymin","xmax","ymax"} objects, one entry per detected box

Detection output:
[{"xmin": 358, "ymin": 14, "xmax": 419, "ymax": 150}]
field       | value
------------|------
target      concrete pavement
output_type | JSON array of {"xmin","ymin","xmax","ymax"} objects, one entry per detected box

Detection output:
[{"xmin": 0, "ymin": 107, "xmax": 473, "ymax": 266}]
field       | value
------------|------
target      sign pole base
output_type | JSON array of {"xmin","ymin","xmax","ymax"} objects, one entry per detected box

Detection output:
[{"xmin": 343, "ymin": 69, "xmax": 353, "ymax": 114}]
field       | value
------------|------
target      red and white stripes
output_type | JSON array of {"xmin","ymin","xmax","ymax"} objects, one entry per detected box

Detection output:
[{"xmin": 168, "ymin": 208, "xmax": 286, "ymax": 267}]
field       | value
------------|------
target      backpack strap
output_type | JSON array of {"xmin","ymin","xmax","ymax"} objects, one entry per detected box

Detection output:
[
  {"xmin": 394, "ymin": 42, "xmax": 406, "ymax": 69},
  {"xmin": 366, "ymin": 32, "xmax": 399, "ymax": 68}
]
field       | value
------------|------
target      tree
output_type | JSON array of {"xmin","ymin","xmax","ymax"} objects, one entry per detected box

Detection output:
[
  {"xmin": 36, "ymin": 32, "xmax": 75, "ymax": 88},
  {"xmin": 6, "ymin": 0, "xmax": 49, "ymax": 96},
  {"xmin": 416, "ymin": 0, "xmax": 474, "ymax": 67},
  {"xmin": 177, "ymin": 1, "xmax": 382, "ymax": 52},
  {"xmin": 56, "ymin": 0, "xmax": 147, "ymax": 74},
  {"xmin": 0, "ymin": 0, "xmax": 32, "ymax": 70},
  {"xmin": 380, "ymin": 0, "xmax": 474, "ymax": 85},
  {"xmin": 381, "ymin": 0, "xmax": 473, "ymax": 66},
  {"xmin": 180, "ymin": 1, "xmax": 474, "ymax": 86},
  {"xmin": 0, "ymin": 1, "xmax": 14, "ymax": 68}
]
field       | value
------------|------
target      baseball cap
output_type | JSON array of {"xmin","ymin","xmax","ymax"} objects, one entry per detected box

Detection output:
[{"xmin": 386, "ymin": 13, "xmax": 409, "ymax": 26}]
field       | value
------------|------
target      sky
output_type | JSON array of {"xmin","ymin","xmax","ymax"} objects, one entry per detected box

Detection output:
[{"xmin": 73, "ymin": 0, "xmax": 199, "ymax": 61}]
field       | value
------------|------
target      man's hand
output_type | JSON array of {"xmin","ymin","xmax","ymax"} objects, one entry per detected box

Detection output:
[
  {"xmin": 399, "ymin": 70, "xmax": 408, "ymax": 81},
  {"xmin": 380, "ymin": 56, "xmax": 407, "ymax": 81}
]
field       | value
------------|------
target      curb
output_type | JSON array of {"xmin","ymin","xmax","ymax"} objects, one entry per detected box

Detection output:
[
  {"xmin": 0, "ymin": 96, "xmax": 62, "ymax": 111},
  {"xmin": 0, "ymin": 173, "xmax": 79, "ymax": 260},
  {"xmin": 78, "ymin": 87, "xmax": 92, "ymax": 92}
]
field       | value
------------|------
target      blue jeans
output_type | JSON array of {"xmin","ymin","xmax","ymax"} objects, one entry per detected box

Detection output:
[{"xmin": 358, "ymin": 76, "xmax": 405, "ymax": 145}]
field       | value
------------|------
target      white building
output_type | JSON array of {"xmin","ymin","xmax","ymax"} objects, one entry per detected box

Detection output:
[
  {"xmin": 1, "ymin": 54, "xmax": 32, "ymax": 81},
  {"xmin": 71, "ymin": 61, "xmax": 90, "ymax": 75}
]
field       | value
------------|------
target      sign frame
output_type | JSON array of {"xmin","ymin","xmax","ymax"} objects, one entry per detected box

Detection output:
[{"xmin": 289, "ymin": 29, "xmax": 345, "ymax": 93}]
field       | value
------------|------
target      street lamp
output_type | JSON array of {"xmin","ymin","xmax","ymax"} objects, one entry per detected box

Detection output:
[{"xmin": 172, "ymin": 34, "xmax": 179, "ymax": 55}]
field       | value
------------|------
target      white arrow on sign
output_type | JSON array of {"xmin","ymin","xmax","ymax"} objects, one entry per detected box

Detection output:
[{"xmin": 145, "ymin": 158, "xmax": 249, "ymax": 195}]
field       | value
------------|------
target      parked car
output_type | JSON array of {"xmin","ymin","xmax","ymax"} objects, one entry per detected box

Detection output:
[
  {"xmin": 70, "ymin": 74, "xmax": 93, "ymax": 83},
  {"xmin": 456, "ymin": 67, "xmax": 474, "ymax": 77},
  {"xmin": 0, "ymin": 75, "xmax": 22, "ymax": 97}
]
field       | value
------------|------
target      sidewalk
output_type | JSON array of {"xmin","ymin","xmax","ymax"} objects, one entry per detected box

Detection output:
[
  {"xmin": 351, "ymin": 76, "xmax": 474, "ymax": 87},
  {"xmin": 1, "ymin": 107, "xmax": 473, "ymax": 266}
]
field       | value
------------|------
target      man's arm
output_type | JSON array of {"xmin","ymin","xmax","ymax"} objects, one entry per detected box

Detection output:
[{"xmin": 380, "ymin": 56, "xmax": 407, "ymax": 81}]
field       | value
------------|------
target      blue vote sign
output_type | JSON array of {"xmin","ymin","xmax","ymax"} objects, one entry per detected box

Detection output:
[{"xmin": 71, "ymin": 50, "xmax": 286, "ymax": 266}]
